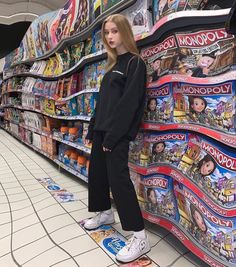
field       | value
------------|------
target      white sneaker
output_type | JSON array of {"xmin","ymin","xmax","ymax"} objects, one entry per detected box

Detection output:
[
  {"xmin": 84, "ymin": 210, "xmax": 115, "ymax": 230},
  {"xmin": 116, "ymin": 235, "xmax": 150, "ymax": 263}
]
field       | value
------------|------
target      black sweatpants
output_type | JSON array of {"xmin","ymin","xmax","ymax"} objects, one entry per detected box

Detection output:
[{"xmin": 88, "ymin": 131, "xmax": 144, "ymax": 231}]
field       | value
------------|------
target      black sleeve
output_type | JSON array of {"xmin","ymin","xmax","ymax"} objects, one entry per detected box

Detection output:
[{"xmin": 103, "ymin": 57, "xmax": 146, "ymax": 150}]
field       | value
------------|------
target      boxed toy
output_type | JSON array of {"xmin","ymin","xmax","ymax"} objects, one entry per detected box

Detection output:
[
  {"xmin": 102, "ymin": 0, "xmax": 121, "ymax": 12},
  {"xmin": 76, "ymin": 94, "xmax": 84, "ymax": 115},
  {"xmin": 146, "ymin": 131, "xmax": 188, "ymax": 166},
  {"xmin": 68, "ymin": 74, "xmax": 79, "ymax": 96},
  {"xmin": 174, "ymin": 182, "xmax": 236, "ymax": 264},
  {"xmin": 84, "ymin": 93, "xmax": 98, "ymax": 116},
  {"xmin": 121, "ymin": 0, "xmax": 152, "ymax": 36},
  {"xmin": 70, "ymin": 42, "xmax": 84, "ymax": 65},
  {"xmin": 84, "ymin": 37, "xmax": 93, "ymax": 56},
  {"xmin": 173, "ymin": 28, "xmax": 236, "ymax": 77},
  {"xmin": 43, "ymin": 99, "xmax": 55, "ymax": 115},
  {"xmin": 144, "ymin": 83, "xmax": 173, "ymax": 123},
  {"xmin": 143, "ymin": 174, "xmax": 178, "ymax": 220},
  {"xmin": 141, "ymin": 35, "xmax": 178, "ymax": 83},
  {"xmin": 129, "ymin": 132, "xmax": 148, "ymax": 166},
  {"xmin": 152, "ymin": 0, "xmax": 209, "ymax": 24},
  {"xmin": 55, "ymin": 102, "xmax": 70, "ymax": 116},
  {"xmin": 178, "ymin": 133, "xmax": 236, "ymax": 208},
  {"xmin": 46, "ymin": 137, "xmax": 57, "ymax": 156},
  {"xmin": 82, "ymin": 122, "xmax": 89, "ymax": 144},
  {"xmin": 96, "ymin": 60, "xmax": 106, "ymax": 88},
  {"xmin": 83, "ymin": 64, "xmax": 97, "ymax": 89},
  {"xmin": 92, "ymin": 27, "xmax": 104, "ymax": 53},
  {"xmin": 68, "ymin": 97, "xmax": 78, "ymax": 116},
  {"xmin": 173, "ymin": 81, "xmax": 236, "ymax": 133}
]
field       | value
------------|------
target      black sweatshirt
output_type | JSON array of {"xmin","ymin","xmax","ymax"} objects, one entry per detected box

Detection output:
[{"xmin": 86, "ymin": 52, "xmax": 147, "ymax": 150}]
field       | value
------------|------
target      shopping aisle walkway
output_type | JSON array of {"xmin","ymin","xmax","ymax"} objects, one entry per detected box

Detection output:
[{"xmin": 0, "ymin": 129, "xmax": 209, "ymax": 267}]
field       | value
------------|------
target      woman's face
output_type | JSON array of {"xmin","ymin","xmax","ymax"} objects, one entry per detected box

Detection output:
[
  {"xmin": 149, "ymin": 99, "xmax": 157, "ymax": 111},
  {"xmin": 200, "ymin": 160, "xmax": 215, "ymax": 176},
  {"xmin": 193, "ymin": 210, "xmax": 207, "ymax": 232},
  {"xmin": 104, "ymin": 21, "xmax": 123, "ymax": 50},
  {"xmin": 155, "ymin": 143, "xmax": 165, "ymax": 153},
  {"xmin": 191, "ymin": 98, "xmax": 205, "ymax": 113},
  {"xmin": 149, "ymin": 190, "xmax": 157, "ymax": 204}
]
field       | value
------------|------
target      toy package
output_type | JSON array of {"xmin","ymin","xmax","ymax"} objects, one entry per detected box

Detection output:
[
  {"xmin": 76, "ymin": 94, "xmax": 84, "ymax": 115},
  {"xmin": 67, "ymin": 74, "xmax": 79, "ymax": 96},
  {"xmin": 174, "ymin": 182, "xmax": 236, "ymax": 264},
  {"xmin": 96, "ymin": 60, "xmax": 106, "ymax": 88},
  {"xmin": 173, "ymin": 81, "xmax": 236, "ymax": 133},
  {"xmin": 102, "ymin": 0, "xmax": 121, "ymax": 12},
  {"xmin": 84, "ymin": 37, "xmax": 93, "ymax": 56},
  {"xmin": 83, "ymin": 64, "xmax": 97, "ymax": 89},
  {"xmin": 121, "ymin": 0, "xmax": 152, "ymax": 36},
  {"xmin": 70, "ymin": 42, "xmax": 84, "ymax": 65},
  {"xmin": 55, "ymin": 102, "xmax": 70, "ymax": 116},
  {"xmin": 143, "ymin": 174, "xmax": 179, "ymax": 220},
  {"xmin": 68, "ymin": 97, "xmax": 78, "ymax": 116},
  {"xmin": 43, "ymin": 99, "xmax": 55, "ymax": 115},
  {"xmin": 70, "ymin": 0, "xmax": 89, "ymax": 35},
  {"xmin": 55, "ymin": 47, "xmax": 71, "ymax": 72},
  {"xmin": 129, "ymin": 131, "xmax": 188, "ymax": 167},
  {"xmin": 152, "ymin": 0, "xmax": 209, "ymax": 24},
  {"xmin": 143, "ymin": 83, "xmax": 173, "ymax": 123},
  {"xmin": 92, "ymin": 28, "xmax": 104, "ymax": 53},
  {"xmin": 141, "ymin": 35, "xmax": 178, "ymax": 83},
  {"xmin": 83, "ymin": 93, "xmax": 98, "ymax": 116},
  {"xmin": 178, "ymin": 133, "xmax": 236, "ymax": 208},
  {"xmin": 173, "ymin": 28, "xmax": 236, "ymax": 77}
]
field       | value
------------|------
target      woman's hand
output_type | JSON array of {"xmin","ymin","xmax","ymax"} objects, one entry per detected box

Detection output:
[
  {"xmin": 84, "ymin": 139, "xmax": 91, "ymax": 145},
  {"xmin": 103, "ymin": 146, "xmax": 111, "ymax": 152}
]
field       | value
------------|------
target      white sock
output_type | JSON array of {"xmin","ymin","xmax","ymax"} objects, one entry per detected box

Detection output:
[{"xmin": 134, "ymin": 229, "xmax": 146, "ymax": 239}]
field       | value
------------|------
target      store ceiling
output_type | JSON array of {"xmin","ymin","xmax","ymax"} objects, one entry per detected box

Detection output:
[
  {"xmin": 0, "ymin": 0, "xmax": 67, "ymax": 24},
  {"xmin": 0, "ymin": 0, "xmax": 67, "ymax": 59}
]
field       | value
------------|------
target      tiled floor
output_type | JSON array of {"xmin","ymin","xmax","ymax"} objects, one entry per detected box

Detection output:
[{"xmin": 0, "ymin": 129, "xmax": 210, "ymax": 267}]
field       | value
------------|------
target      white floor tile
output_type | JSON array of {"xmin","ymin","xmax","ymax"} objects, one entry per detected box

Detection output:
[
  {"xmin": 0, "ymin": 235, "xmax": 11, "ymax": 257},
  {"xmin": 172, "ymin": 257, "xmax": 196, "ymax": 267},
  {"xmin": 0, "ymin": 223, "xmax": 11, "ymax": 239},
  {"xmin": 69, "ymin": 208, "xmax": 94, "ymax": 222},
  {"xmin": 12, "ymin": 205, "xmax": 35, "ymax": 221},
  {"xmin": 43, "ymin": 214, "xmax": 77, "ymax": 233},
  {"xmin": 13, "ymin": 213, "xmax": 39, "ymax": 232},
  {"xmin": 60, "ymin": 200, "xmax": 87, "ymax": 213},
  {"xmin": 22, "ymin": 246, "xmax": 70, "ymax": 267},
  {"xmin": 60, "ymin": 235, "xmax": 98, "ymax": 256},
  {"xmin": 147, "ymin": 239, "xmax": 181, "ymax": 266},
  {"xmin": 12, "ymin": 223, "xmax": 46, "ymax": 250},
  {"xmin": 50, "ymin": 223, "xmax": 85, "ymax": 244},
  {"xmin": 74, "ymin": 247, "xmax": 114, "ymax": 267},
  {"xmin": 14, "ymin": 236, "xmax": 55, "ymax": 265},
  {"xmin": 0, "ymin": 254, "xmax": 19, "ymax": 267},
  {"xmin": 37, "ymin": 204, "xmax": 66, "ymax": 221}
]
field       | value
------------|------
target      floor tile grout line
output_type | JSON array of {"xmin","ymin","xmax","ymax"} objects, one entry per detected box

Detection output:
[
  {"xmin": 21, "ymin": 233, "xmax": 87, "ymax": 266},
  {"xmin": 0, "ymin": 137, "xmax": 81, "ymax": 267},
  {"xmin": 0, "ymin": 182, "xmax": 23, "ymax": 266},
  {"xmin": 49, "ymin": 247, "xmax": 99, "ymax": 267}
]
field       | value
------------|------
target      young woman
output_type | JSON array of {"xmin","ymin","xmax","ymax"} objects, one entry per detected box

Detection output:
[{"xmin": 84, "ymin": 14, "xmax": 150, "ymax": 263}]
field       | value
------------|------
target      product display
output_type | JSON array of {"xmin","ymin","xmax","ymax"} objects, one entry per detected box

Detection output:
[{"xmin": 1, "ymin": 0, "xmax": 236, "ymax": 266}]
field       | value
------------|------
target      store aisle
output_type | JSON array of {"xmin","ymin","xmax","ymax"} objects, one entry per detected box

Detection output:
[{"xmin": 0, "ymin": 129, "xmax": 209, "ymax": 267}]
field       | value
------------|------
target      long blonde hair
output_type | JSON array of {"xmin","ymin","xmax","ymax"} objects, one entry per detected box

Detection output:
[{"xmin": 101, "ymin": 14, "xmax": 139, "ymax": 72}]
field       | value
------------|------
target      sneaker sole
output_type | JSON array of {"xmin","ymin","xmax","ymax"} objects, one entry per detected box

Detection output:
[
  {"xmin": 115, "ymin": 248, "xmax": 151, "ymax": 263},
  {"xmin": 83, "ymin": 220, "xmax": 115, "ymax": 231}
]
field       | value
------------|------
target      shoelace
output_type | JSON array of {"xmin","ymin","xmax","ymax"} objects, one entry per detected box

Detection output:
[{"xmin": 125, "ymin": 236, "xmax": 137, "ymax": 251}]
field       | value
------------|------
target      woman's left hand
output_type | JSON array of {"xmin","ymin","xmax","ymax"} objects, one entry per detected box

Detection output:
[{"xmin": 103, "ymin": 146, "xmax": 112, "ymax": 152}]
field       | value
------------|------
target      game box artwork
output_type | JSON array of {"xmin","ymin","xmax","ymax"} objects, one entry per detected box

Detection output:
[
  {"xmin": 173, "ymin": 81, "xmax": 236, "ymax": 134},
  {"xmin": 143, "ymin": 174, "xmax": 178, "ymax": 220},
  {"xmin": 129, "ymin": 131, "xmax": 188, "ymax": 167},
  {"xmin": 177, "ymin": 133, "xmax": 236, "ymax": 208},
  {"xmin": 152, "ymin": 0, "xmax": 209, "ymax": 24},
  {"xmin": 144, "ymin": 83, "xmax": 173, "ymax": 123},
  {"xmin": 141, "ymin": 35, "xmax": 178, "ymax": 83},
  {"xmin": 175, "ymin": 182, "xmax": 236, "ymax": 264},
  {"xmin": 173, "ymin": 28, "xmax": 236, "ymax": 77}
]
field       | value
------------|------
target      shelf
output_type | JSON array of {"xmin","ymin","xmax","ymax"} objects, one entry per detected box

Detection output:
[
  {"xmin": 52, "ymin": 136, "xmax": 91, "ymax": 154},
  {"xmin": 141, "ymin": 211, "xmax": 232, "ymax": 267},
  {"xmin": 129, "ymin": 163, "xmax": 236, "ymax": 217},
  {"xmin": 54, "ymin": 159, "xmax": 88, "ymax": 183},
  {"xmin": 142, "ymin": 123, "xmax": 236, "ymax": 149},
  {"xmin": 4, "ymin": 50, "xmax": 106, "ymax": 82},
  {"xmin": 3, "ymin": 105, "xmax": 92, "ymax": 121},
  {"xmin": 10, "ymin": 0, "xmax": 136, "ymax": 68}
]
